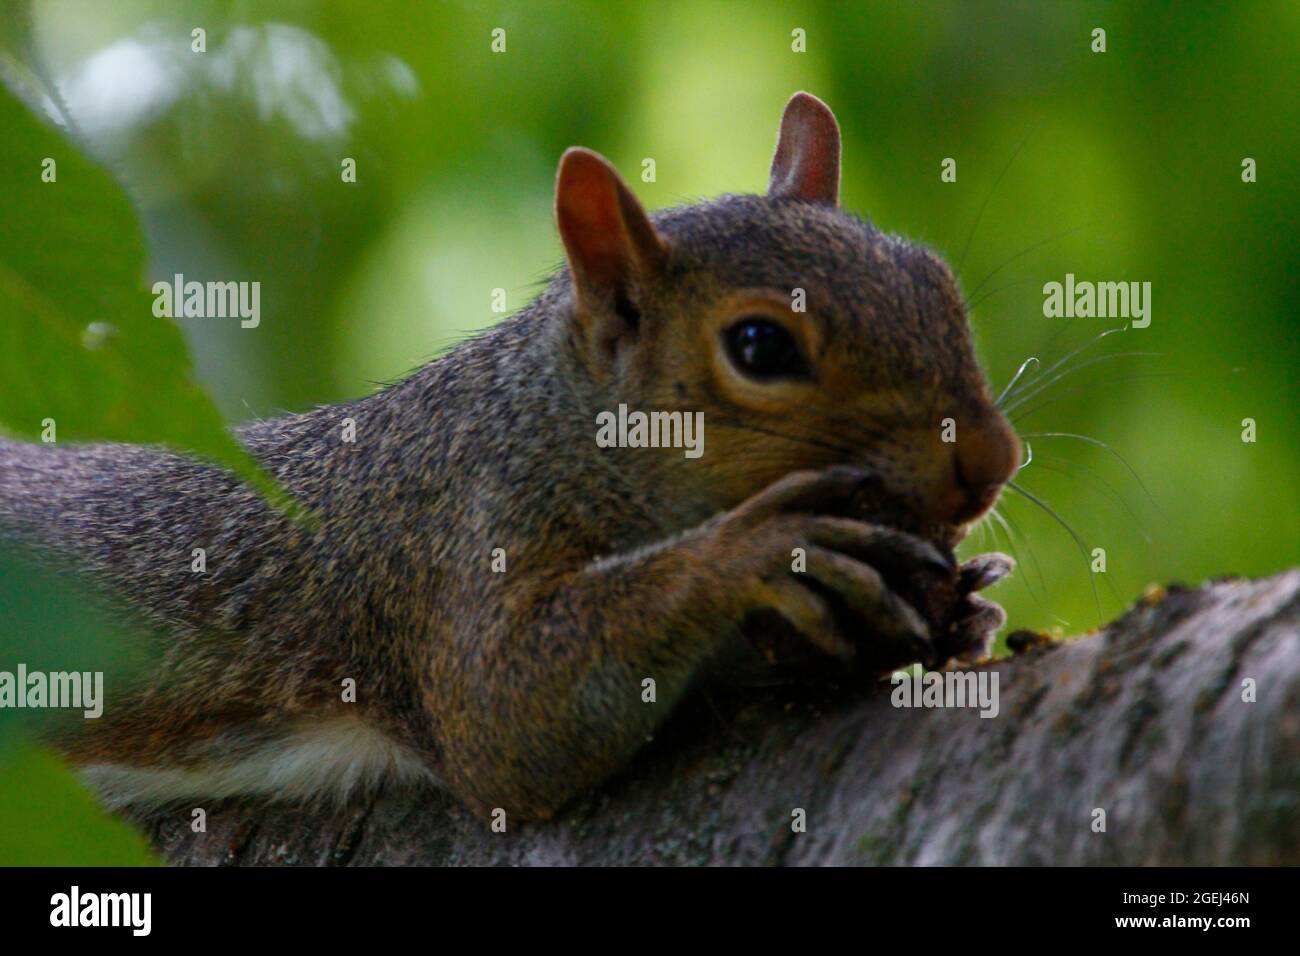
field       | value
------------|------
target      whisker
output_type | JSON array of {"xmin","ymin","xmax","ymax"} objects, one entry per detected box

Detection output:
[
  {"xmin": 1018, "ymin": 440, "xmax": 1034, "ymax": 472},
  {"xmin": 996, "ymin": 357, "xmax": 1041, "ymax": 407},
  {"xmin": 1017, "ymin": 432, "xmax": 1161, "ymax": 513},
  {"xmin": 1025, "ymin": 324, "xmax": 1127, "ymax": 382},
  {"xmin": 995, "ymin": 503, "xmax": 1050, "ymax": 600},
  {"xmin": 709, "ymin": 417, "xmax": 859, "ymax": 458},
  {"xmin": 965, "ymin": 221, "xmax": 1095, "ymax": 304},
  {"xmin": 968, "ymin": 278, "xmax": 1030, "ymax": 313},
  {"xmin": 1007, "ymin": 480, "xmax": 1105, "ymax": 627},
  {"xmin": 955, "ymin": 121, "xmax": 1041, "ymax": 280},
  {"xmin": 998, "ymin": 325, "xmax": 1123, "ymax": 411},
  {"xmin": 1033, "ymin": 317, "xmax": 1074, "ymax": 362},
  {"xmin": 1010, "ymin": 370, "xmax": 1183, "ymax": 424},
  {"xmin": 989, "ymin": 505, "xmax": 1068, "ymax": 625},
  {"xmin": 987, "ymin": 504, "xmax": 1050, "ymax": 608},
  {"xmin": 1011, "ymin": 367, "xmax": 1246, "ymax": 425},
  {"xmin": 801, "ymin": 408, "xmax": 896, "ymax": 445},
  {"xmin": 999, "ymin": 325, "xmax": 1127, "ymax": 409},
  {"xmin": 1003, "ymin": 351, "xmax": 1163, "ymax": 415},
  {"xmin": 1033, "ymin": 453, "xmax": 1152, "ymax": 543}
]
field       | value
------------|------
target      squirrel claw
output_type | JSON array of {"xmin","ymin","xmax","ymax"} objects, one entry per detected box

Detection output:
[
  {"xmin": 936, "ymin": 593, "xmax": 1008, "ymax": 663},
  {"xmin": 958, "ymin": 552, "xmax": 1015, "ymax": 593}
]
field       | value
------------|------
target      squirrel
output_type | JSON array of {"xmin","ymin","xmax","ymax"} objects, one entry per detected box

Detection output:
[{"xmin": 0, "ymin": 93, "xmax": 1020, "ymax": 822}]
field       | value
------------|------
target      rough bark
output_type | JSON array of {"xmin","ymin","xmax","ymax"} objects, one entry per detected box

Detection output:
[{"xmin": 136, "ymin": 569, "xmax": 1300, "ymax": 866}]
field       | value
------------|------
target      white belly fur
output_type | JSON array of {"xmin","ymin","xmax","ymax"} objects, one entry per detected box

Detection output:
[{"xmin": 79, "ymin": 716, "xmax": 438, "ymax": 809}]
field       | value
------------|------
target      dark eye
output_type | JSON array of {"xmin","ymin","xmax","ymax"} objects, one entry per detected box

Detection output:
[{"xmin": 725, "ymin": 318, "xmax": 808, "ymax": 380}]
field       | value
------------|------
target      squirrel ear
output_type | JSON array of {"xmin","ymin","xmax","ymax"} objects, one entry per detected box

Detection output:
[
  {"xmin": 555, "ymin": 148, "xmax": 666, "ymax": 346},
  {"xmin": 768, "ymin": 92, "xmax": 841, "ymax": 206}
]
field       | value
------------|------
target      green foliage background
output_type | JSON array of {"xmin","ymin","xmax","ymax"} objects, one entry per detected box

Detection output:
[{"xmin": 0, "ymin": 0, "xmax": 1296, "ymax": 864}]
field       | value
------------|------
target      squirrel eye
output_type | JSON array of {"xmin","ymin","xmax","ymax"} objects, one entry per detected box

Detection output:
[{"xmin": 724, "ymin": 317, "xmax": 808, "ymax": 380}]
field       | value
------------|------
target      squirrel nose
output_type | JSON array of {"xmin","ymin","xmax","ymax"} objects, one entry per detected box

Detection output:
[{"xmin": 942, "ymin": 411, "xmax": 1021, "ymax": 525}]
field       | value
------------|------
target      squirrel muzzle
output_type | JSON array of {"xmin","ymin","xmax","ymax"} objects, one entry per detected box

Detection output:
[{"xmin": 936, "ymin": 407, "xmax": 1021, "ymax": 526}]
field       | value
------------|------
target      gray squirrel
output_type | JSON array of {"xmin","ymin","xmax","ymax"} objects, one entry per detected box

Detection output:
[{"xmin": 0, "ymin": 93, "xmax": 1019, "ymax": 820}]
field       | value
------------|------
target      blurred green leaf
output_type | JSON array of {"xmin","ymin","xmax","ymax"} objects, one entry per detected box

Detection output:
[
  {"xmin": 0, "ymin": 551, "xmax": 156, "ymax": 866},
  {"xmin": 0, "ymin": 741, "xmax": 156, "ymax": 866},
  {"xmin": 0, "ymin": 84, "xmax": 297, "ymax": 515}
]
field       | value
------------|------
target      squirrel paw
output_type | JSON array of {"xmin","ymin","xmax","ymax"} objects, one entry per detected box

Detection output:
[
  {"xmin": 708, "ymin": 467, "xmax": 952, "ymax": 671},
  {"xmin": 930, "ymin": 553, "xmax": 1014, "ymax": 663}
]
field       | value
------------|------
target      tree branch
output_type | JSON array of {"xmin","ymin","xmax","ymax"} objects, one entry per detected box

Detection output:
[{"xmin": 135, "ymin": 569, "xmax": 1300, "ymax": 865}]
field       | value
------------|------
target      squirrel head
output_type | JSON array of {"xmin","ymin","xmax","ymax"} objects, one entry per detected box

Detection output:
[{"xmin": 553, "ymin": 92, "xmax": 1020, "ymax": 549}]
